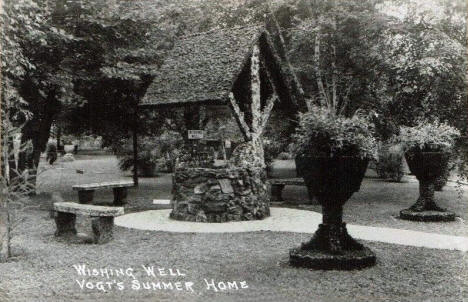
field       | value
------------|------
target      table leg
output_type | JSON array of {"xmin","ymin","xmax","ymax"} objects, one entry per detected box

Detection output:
[
  {"xmin": 55, "ymin": 212, "xmax": 77, "ymax": 237},
  {"xmin": 113, "ymin": 187, "xmax": 128, "ymax": 205},
  {"xmin": 92, "ymin": 217, "xmax": 114, "ymax": 244},
  {"xmin": 78, "ymin": 190, "xmax": 94, "ymax": 204}
]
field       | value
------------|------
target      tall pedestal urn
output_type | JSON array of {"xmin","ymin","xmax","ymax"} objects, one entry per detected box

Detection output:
[
  {"xmin": 400, "ymin": 151, "xmax": 455, "ymax": 222},
  {"xmin": 290, "ymin": 156, "xmax": 376, "ymax": 270},
  {"xmin": 434, "ymin": 160, "xmax": 450, "ymax": 191}
]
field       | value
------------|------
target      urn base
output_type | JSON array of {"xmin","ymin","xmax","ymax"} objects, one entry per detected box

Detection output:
[
  {"xmin": 400, "ymin": 209, "xmax": 455, "ymax": 222},
  {"xmin": 289, "ymin": 223, "xmax": 376, "ymax": 270},
  {"xmin": 289, "ymin": 246, "xmax": 376, "ymax": 270}
]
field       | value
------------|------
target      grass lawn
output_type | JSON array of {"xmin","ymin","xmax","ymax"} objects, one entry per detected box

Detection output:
[
  {"xmin": 36, "ymin": 155, "xmax": 468, "ymax": 237},
  {"xmin": 2, "ymin": 209, "xmax": 467, "ymax": 302},
  {"xmin": 275, "ymin": 160, "xmax": 468, "ymax": 237},
  {"xmin": 281, "ymin": 176, "xmax": 468, "ymax": 237},
  {"xmin": 1, "ymin": 155, "xmax": 466, "ymax": 301}
]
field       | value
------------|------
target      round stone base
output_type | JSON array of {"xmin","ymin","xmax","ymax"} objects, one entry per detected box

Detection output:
[
  {"xmin": 289, "ymin": 246, "xmax": 376, "ymax": 270},
  {"xmin": 171, "ymin": 167, "xmax": 270, "ymax": 223},
  {"xmin": 400, "ymin": 209, "xmax": 455, "ymax": 222}
]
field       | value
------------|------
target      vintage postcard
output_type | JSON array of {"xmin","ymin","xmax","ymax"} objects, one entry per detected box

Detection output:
[{"xmin": 0, "ymin": 0, "xmax": 467, "ymax": 301}]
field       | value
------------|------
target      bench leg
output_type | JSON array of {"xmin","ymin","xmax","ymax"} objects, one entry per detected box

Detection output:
[
  {"xmin": 78, "ymin": 190, "xmax": 94, "ymax": 204},
  {"xmin": 55, "ymin": 212, "xmax": 77, "ymax": 237},
  {"xmin": 271, "ymin": 184, "xmax": 285, "ymax": 202},
  {"xmin": 113, "ymin": 187, "xmax": 128, "ymax": 205},
  {"xmin": 92, "ymin": 217, "xmax": 114, "ymax": 244}
]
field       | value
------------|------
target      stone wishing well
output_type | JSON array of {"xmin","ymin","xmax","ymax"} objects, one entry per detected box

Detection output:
[
  {"xmin": 170, "ymin": 167, "xmax": 270, "ymax": 222},
  {"xmin": 140, "ymin": 27, "xmax": 297, "ymax": 224}
]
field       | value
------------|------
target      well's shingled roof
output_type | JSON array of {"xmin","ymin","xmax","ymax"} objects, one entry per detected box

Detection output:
[{"xmin": 140, "ymin": 26, "xmax": 263, "ymax": 106}]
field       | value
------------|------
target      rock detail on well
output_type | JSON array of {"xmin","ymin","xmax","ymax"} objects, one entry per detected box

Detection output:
[{"xmin": 170, "ymin": 167, "xmax": 270, "ymax": 223}]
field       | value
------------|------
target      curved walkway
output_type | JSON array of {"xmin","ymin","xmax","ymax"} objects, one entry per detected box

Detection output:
[{"xmin": 115, "ymin": 208, "xmax": 468, "ymax": 252}]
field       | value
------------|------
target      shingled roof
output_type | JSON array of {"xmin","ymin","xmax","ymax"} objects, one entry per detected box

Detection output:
[
  {"xmin": 140, "ymin": 26, "xmax": 262, "ymax": 106},
  {"xmin": 140, "ymin": 24, "xmax": 304, "ymax": 109}
]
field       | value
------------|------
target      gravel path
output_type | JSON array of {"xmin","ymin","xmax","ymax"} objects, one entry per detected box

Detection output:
[{"xmin": 115, "ymin": 208, "xmax": 468, "ymax": 251}]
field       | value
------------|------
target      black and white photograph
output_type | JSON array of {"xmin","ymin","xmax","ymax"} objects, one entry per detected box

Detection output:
[{"xmin": 0, "ymin": 0, "xmax": 467, "ymax": 301}]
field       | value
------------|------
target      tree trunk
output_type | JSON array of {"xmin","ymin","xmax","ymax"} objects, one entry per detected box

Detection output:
[
  {"xmin": 331, "ymin": 17, "xmax": 338, "ymax": 113},
  {"xmin": 7, "ymin": 136, "xmax": 16, "ymax": 183},
  {"xmin": 57, "ymin": 126, "xmax": 63, "ymax": 155},
  {"xmin": 132, "ymin": 127, "xmax": 139, "ymax": 186},
  {"xmin": 17, "ymin": 111, "xmax": 55, "ymax": 194},
  {"xmin": 314, "ymin": 31, "xmax": 328, "ymax": 107},
  {"xmin": 0, "ymin": 205, "xmax": 10, "ymax": 262},
  {"xmin": 249, "ymin": 45, "xmax": 266, "ymax": 167}
]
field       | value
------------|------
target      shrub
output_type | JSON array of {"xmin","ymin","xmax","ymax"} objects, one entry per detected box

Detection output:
[
  {"xmin": 263, "ymin": 111, "xmax": 294, "ymax": 166},
  {"xmin": 292, "ymin": 106, "xmax": 377, "ymax": 159},
  {"xmin": 118, "ymin": 132, "xmax": 184, "ymax": 174},
  {"xmin": 375, "ymin": 143, "xmax": 404, "ymax": 182},
  {"xmin": 396, "ymin": 120, "xmax": 461, "ymax": 153},
  {"xmin": 118, "ymin": 138, "xmax": 160, "ymax": 173},
  {"xmin": 156, "ymin": 140, "xmax": 184, "ymax": 172},
  {"xmin": 264, "ymin": 137, "xmax": 289, "ymax": 165},
  {"xmin": 277, "ymin": 152, "xmax": 292, "ymax": 160}
]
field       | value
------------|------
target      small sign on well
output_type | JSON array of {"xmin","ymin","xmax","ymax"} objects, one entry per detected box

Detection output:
[{"xmin": 188, "ymin": 130, "xmax": 204, "ymax": 140}]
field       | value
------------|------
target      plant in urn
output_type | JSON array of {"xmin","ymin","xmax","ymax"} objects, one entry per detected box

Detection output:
[
  {"xmin": 290, "ymin": 106, "xmax": 377, "ymax": 270},
  {"xmin": 396, "ymin": 121, "xmax": 460, "ymax": 222}
]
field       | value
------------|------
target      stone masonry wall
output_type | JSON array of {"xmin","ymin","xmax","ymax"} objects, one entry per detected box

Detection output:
[{"xmin": 170, "ymin": 167, "xmax": 270, "ymax": 222}]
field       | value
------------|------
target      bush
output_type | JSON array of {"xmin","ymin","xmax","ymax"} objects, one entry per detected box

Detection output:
[
  {"xmin": 263, "ymin": 111, "xmax": 294, "ymax": 166},
  {"xmin": 118, "ymin": 138, "xmax": 160, "ymax": 175},
  {"xmin": 117, "ymin": 132, "xmax": 184, "ymax": 175},
  {"xmin": 292, "ymin": 106, "xmax": 377, "ymax": 159},
  {"xmin": 397, "ymin": 120, "xmax": 460, "ymax": 153},
  {"xmin": 264, "ymin": 137, "xmax": 289, "ymax": 165},
  {"xmin": 375, "ymin": 143, "xmax": 404, "ymax": 182},
  {"xmin": 396, "ymin": 120, "xmax": 461, "ymax": 190},
  {"xmin": 277, "ymin": 152, "xmax": 292, "ymax": 160}
]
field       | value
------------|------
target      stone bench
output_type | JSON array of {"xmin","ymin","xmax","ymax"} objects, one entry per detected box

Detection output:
[
  {"xmin": 268, "ymin": 178, "xmax": 305, "ymax": 202},
  {"xmin": 54, "ymin": 202, "xmax": 124, "ymax": 244},
  {"xmin": 72, "ymin": 180, "xmax": 134, "ymax": 205}
]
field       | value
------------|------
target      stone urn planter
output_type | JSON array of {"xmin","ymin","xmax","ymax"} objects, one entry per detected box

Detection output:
[
  {"xmin": 295, "ymin": 157, "xmax": 318, "ymax": 204},
  {"xmin": 170, "ymin": 167, "xmax": 270, "ymax": 223},
  {"xmin": 290, "ymin": 156, "xmax": 376, "ymax": 270},
  {"xmin": 400, "ymin": 151, "xmax": 454, "ymax": 222},
  {"xmin": 434, "ymin": 161, "xmax": 450, "ymax": 191}
]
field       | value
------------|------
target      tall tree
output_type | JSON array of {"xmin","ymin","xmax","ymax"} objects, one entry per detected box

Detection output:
[
  {"xmin": 1, "ymin": 0, "xmax": 80, "ymax": 191},
  {"xmin": 382, "ymin": 0, "xmax": 467, "ymax": 130},
  {"xmin": 0, "ymin": 0, "xmax": 55, "ymax": 260},
  {"xmin": 285, "ymin": 0, "xmax": 393, "ymax": 116}
]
